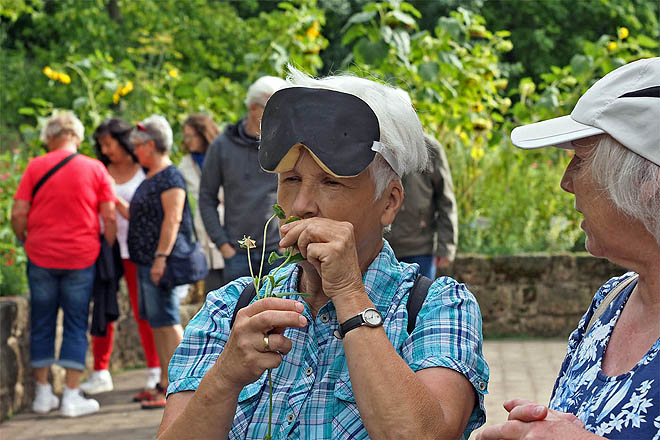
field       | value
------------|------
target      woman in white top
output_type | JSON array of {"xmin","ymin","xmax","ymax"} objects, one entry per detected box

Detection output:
[
  {"xmin": 80, "ymin": 118, "xmax": 161, "ymax": 400},
  {"xmin": 178, "ymin": 114, "xmax": 225, "ymax": 293}
]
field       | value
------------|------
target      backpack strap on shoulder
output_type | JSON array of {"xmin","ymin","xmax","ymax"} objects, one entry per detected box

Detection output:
[
  {"xmin": 407, "ymin": 274, "xmax": 433, "ymax": 334},
  {"xmin": 585, "ymin": 273, "xmax": 639, "ymax": 333},
  {"xmin": 230, "ymin": 282, "xmax": 257, "ymax": 329}
]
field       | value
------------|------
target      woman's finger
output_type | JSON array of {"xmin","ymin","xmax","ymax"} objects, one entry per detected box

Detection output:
[{"xmin": 507, "ymin": 404, "xmax": 548, "ymax": 422}]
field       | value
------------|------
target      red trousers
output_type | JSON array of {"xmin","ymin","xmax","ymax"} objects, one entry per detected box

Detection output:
[{"xmin": 91, "ymin": 259, "xmax": 160, "ymax": 370}]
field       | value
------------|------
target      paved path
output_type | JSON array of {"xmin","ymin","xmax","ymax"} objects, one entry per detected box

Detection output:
[{"xmin": 0, "ymin": 339, "xmax": 568, "ymax": 439}]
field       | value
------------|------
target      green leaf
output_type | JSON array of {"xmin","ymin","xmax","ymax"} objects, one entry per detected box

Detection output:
[
  {"xmin": 635, "ymin": 34, "xmax": 658, "ymax": 48},
  {"xmin": 287, "ymin": 252, "xmax": 306, "ymax": 264},
  {"xmin": 274, "ymin": 291, "xmax": 312, "ymax": 298},
  {"xmin": 272, "ymin": 204, "xmax": 286, "ymax": 219},
  {"xmin": 391, "ymin": 10, "xmax": 416, "ymax": 27},
  {"xmin": 30, "ymin": 98, "xmax": 50, "ymax": 107},
  {"xmin": 18, "ymin": 107, "xmax": 35, "ymax": 115},
  {"xmin": 570, "ymin": 54, "xmax": 592, "ymax": 77},
  {"xmin": 418, "ymin": 62, "xmax": 439, "ymax": 81},
  {"xmin": 437, "ymin": 17, "xmax": 462, "ymax": 41},
  {"xmin": 284, "ymin": 216, "xmax": 301, "ymax": 224},
  {"xmin": 268, "ymin": 251, "xmax": 284, "ymax": 264},
  {"xmin": 341, "ymin": 11, "xmax": 377, "ymax": 33},
  {"xmin": 275, "ymin": 275, "xmax": 288, "ymax": 285},
  {"xmin": 354, "ymin": 38, "xmax": 388, "ymax": 66}
]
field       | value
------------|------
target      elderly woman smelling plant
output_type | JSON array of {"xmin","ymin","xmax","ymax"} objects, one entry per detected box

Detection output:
[
  {"xmin": 158, "ymin": 68, "xmax": 489, "ymax": 440},
  {"xmin": 478, "ymin": 57, "xmax": 660, "ymax": 440}
]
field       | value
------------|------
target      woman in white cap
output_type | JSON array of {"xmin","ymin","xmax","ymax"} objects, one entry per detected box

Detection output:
[{"xmin": 478, "ymin": 58, "xmax": 660, "ymax": 439}]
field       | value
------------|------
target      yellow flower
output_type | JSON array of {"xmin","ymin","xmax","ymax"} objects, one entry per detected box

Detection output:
[
  {"xmin": 306, "ymin": 21, "xmax": 320, "ymax": 39},
  {"xmin": 617, "ymin": 27, "xmax": 629, "ymax": 40},
  {"xmin": 112, "ymin": 91, "xmax": 121, "ymax": 104},
  {"xmin": 470, "ymin": 147, "xmax": 485, "ymax": 161},
  {"xmin": 120, "ymin": 81, "xmax": 133, "ymax": 96},
  {"xmin": 608, "ymin": 41, "xmax": 617, "ymax": 52},
  {"xmin": 168, "ymin": 68, "xmax": 179, "ymax": 78},
  {"xmin": 43, "ymin": 66, "xmax": 53, "ymax": 77},
  {"xmin": 472, "ymin": 104, "xmax": 484, "ymax": 112},
  {"xmin": 58, "ymin": 73, "xmax": 71, "ymax": 84},
  {"xmin": 107, "ymin": 56, "xmax": 114, "ymax": 62}
]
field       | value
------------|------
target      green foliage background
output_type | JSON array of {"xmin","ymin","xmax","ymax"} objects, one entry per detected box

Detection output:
[{"xmin": 0, "ymin": 0, "xmax": 658, "ymax": 294}]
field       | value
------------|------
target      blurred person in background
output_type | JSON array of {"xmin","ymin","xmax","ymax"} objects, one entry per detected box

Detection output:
[
  {"xmin": 478, "ymin": 57, "xmax": 660, "ymax": 440},
  {"xmin": 179, "ymin": 113, "xmax": 225, "ymax": 293},
  {"xmin": 127, "ymin": 115, "xmax": 194, "ymax": 409},
  {"xmin": 198, "ymin": 76, "xmax": 287, "ymax": 283},
  {"xmin": 78, "ymin": 117, "xmax": 161, "ymax": 401},
  {"xmin": 11, "ymin": 111, "xmax": 116, "ymax": 417}
]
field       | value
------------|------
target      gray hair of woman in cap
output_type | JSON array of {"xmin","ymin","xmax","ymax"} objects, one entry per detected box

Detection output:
[
  {"xmin": 40, "ymin": 110, "xmax": 85, "ymax": 144},
  {"xmin": 584, "ymin": 134, "xmax": 660, "ymax": 245},
  {"xmin": 285, "ymin": 66, "xmax": 428, "ymax": 199},
  {"xmin": 129, "ymin": 114, "xmax": 174, "ymax": 154}
]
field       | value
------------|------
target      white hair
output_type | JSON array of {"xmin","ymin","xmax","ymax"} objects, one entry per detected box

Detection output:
[
  {"xmin": 129, "ymin": 115, "xmax": 173, "ymax": 153},
  {"xmin": 285, "ymin": 66, "xmax": 428, "ymax": 198},
  {"xmin": 588, "ymin": 134, "xmax": 660, "ymax": 245},
  {"xmin": 245, "ymin": 76, "xmax": 287, "ymax": 108},
  {"xmin": 40, "ymin": 110, "xmax": 84, "ymax": 143}
]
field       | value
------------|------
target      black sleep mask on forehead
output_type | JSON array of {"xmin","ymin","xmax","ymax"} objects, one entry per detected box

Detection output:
[{"xmin": 259, "ymin": 87, "xmax": 391, "ymax": 177}]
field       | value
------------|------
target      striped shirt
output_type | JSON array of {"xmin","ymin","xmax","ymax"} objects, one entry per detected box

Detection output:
[{"xmin": 168, "ymin": 241, "xmax": 489, "ymax": 439}]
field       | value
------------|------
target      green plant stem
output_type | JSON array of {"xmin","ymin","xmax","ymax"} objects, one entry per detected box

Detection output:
[
  {"xmin": 258, "ymin": 214, "xmax": 278, "ymax": 288},
  {"xmin": 247, "ymin": 244, "xmax": 259, "ymax": 296},
  {"xmin": 64, "ymin": 62, "xmax": 98, "ymax": 114}
]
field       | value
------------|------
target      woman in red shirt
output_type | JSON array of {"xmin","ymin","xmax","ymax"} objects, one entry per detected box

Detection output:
[{"xmin": 11, "ymin": 111, "xmax": 116, "ymax": 418}]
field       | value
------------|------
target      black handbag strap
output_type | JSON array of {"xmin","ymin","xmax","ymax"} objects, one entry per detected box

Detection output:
[
  {"xmin": 229, "ymin": 273, "xmax": 433, "ymax": 333},
  {"xmin": 32, "ymin": 152, "xmax": 80, "ymax": 199}
]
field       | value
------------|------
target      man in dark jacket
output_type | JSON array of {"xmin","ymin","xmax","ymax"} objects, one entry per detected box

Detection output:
[
  {"xmin": 198, "ymin": 76, "xmax": 287, "ymax": 284},
  {"xmin": 385, "ymin": 133, "xmax": 458, "ymax": 279}
]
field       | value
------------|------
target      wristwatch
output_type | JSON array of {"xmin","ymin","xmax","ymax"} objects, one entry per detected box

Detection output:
[{"xmin": 334, "ymin": 308, "xmax": 383, "ymax": 339}]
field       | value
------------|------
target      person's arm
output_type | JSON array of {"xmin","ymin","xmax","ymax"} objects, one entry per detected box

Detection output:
[
  {"xmin": 99, "ymin": 201, "xmax": 117, "ymax": 245},
  {"xmin": 11, "ymin": 200, "xmax": 30, "ymax": 242},
  {"xmin": 476, "ymin": 399, "xmax": 600, "ymax": 440},
  {"xmin": 150, "ymin": 187, "xmax": 186, "ymax": 286},
  {"xmin": 115, "ymin": 196, "xmax": 130, "ymax": 219},
  {"xmin": 158, "ymin": 297, "xmax": 307, "ymax": 439},
  {"xmin": 279, "ymin": 218, "xmax": 477, "ymax": 439},
  {"xmin": 198, "ymin": 138, "xmax": 234, "ymax": 258},
  {"xmin": 427, "ymin": 136, "xmax": 458, "ymax": 268}
]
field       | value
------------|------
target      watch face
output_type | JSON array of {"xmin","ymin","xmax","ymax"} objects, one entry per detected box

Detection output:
[{"xmin": 363, "ymin": 308, "xmax": 382, "ymax": 326}]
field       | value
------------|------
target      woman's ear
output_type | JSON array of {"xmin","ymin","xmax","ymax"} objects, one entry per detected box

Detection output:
[{"xmin": 380, "ymin": 179, "xmax": 403, "ymax": 228}]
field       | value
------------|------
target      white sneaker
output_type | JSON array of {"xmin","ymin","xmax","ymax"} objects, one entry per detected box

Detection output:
[
  {"xmin": 79, "ymin": 370, "xmax": 113, "ymax": 395},
  {"xmin": 32, "ymin": 383, "xmax": 59, "ymax": 414},
  {"xmin": 144, "ymin": 367, "xmax": 161, "ymax": 390},
  {"xmin": 60, "ymin": 387, "xmax": 100, "ymax": 417}
]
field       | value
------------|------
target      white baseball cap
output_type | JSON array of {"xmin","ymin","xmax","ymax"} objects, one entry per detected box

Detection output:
[{"xmin": 511, "ymin": 57, "xmax": 660, "ymax": 166}]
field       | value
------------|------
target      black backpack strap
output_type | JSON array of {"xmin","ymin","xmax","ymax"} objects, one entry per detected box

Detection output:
[
  {"xmin": 32, "ymin": 152, "xmax": 80, "ymax": 199},
  {"xmin": 406, "ymin": 274, "xmax": 433, "ymax": 334},
  {"xmin": 230, "ymin": 274, "xmax": 433, "ymax": 333},
  {"xmin": 230, "ymin": 282, "xmax": 258, "ymax": 329}
]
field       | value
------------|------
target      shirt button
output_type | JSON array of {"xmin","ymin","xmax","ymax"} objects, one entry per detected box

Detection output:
[
  {"xmin": 305, "ymin": 366, "xmax": 313, "ymax": 376},
  {"xmin": 478, "ymin": 381, "xmax": 487, "ymax": 391},
  {"xmin": 287, "ymin": 413, "xmax": 295, "ymax": 423},
  {"xmin": 320, "ymin": 313, "xmax": 329, "ymax": 323}
]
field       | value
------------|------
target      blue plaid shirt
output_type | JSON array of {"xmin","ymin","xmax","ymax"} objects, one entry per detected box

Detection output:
[{"xmin": 168, "ymin": 241, "xmax": 489, "ymax": 439}]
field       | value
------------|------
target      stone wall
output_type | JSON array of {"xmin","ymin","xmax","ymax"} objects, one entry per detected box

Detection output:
[
  {"xmin": 0, "ymin": 253, "xmax": 626, "ymax": 421},
  {"xmin": 442, "ymin": 253, "xmax": 625, "ymax": 338}
]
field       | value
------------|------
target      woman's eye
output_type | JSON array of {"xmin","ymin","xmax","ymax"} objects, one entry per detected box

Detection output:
[
  {"xmin": 324, "ymin": 179, "xmax": 341, "ymax": 186},
  {"xmin": 283, "ymin": 176, "xmax": 300, "ymax": 183}
]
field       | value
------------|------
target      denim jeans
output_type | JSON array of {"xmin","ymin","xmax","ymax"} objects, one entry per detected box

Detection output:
[
  {"xmin": 136, "ymin": 264, "xmax": 182, "ymax": 328},
  {"xmin": 222, "ymin": 250, "xmax": 280, "ymax": 288},
  {"xmin": 27, "ymin": 260, "xmax": 95, "ymax": 370},
  {"xmin": 400, "ymin": 254, "xmax": 436, "ymax": 280}
]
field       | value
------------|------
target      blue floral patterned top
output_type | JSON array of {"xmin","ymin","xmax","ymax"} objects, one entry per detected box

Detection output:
[{"xmin": 549, "ymin": 272, "xmax": 660, "ymax": 439}]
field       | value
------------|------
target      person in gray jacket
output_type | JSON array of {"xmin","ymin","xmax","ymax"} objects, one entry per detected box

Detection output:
[
  {"xmin": 385, "ymin": 133, "xmax": 458, "ymax": 279},
  {"xmin": 198, "ymin": 76, "xmax": 287, "ymax": 284}
]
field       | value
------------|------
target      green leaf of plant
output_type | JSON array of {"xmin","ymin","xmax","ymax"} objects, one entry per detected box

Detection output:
[
  {"xmin": 418, "ymin": 62, "xmax": 439, "ymax": 81},
  {"xmin": 287, "ymin": 252, "xmax": 306, "ymax": 264},
  {"xmin": 275, "ymin": 275, "xmax": 288, "ymax": 285},
  {"xmin": 18, "ymin": 107, "xmax": 35, "ymax": 115},
  {"xmin": 354, "ymin": 38, "xmax": 388, "ymax": 66},
  {"xmin": 268, "ymin": 251, "xmax": 284, "ymax": 264},
  {"xmin": 272, "ymin": 204, "xmax": 286, "ymax": 219},
  {"xmin": 284, "ymin": 216, "xmax": 301, "ymax": 224},
  {"xmin": 391, "ymin": 10, "xmax": 416, "ymax": 27},
  {"xmin": 274, "ymin": 291, "xmax": 312, "ymax": 298},
  {"xmin": 341, "ymin": 10, "xmax": 377, "ymax": 33}
]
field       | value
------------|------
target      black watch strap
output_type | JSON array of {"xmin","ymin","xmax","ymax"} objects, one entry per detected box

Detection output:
[{"xmin": 334, "ymin": 315, "xmax": 364, "ymax": 339}]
